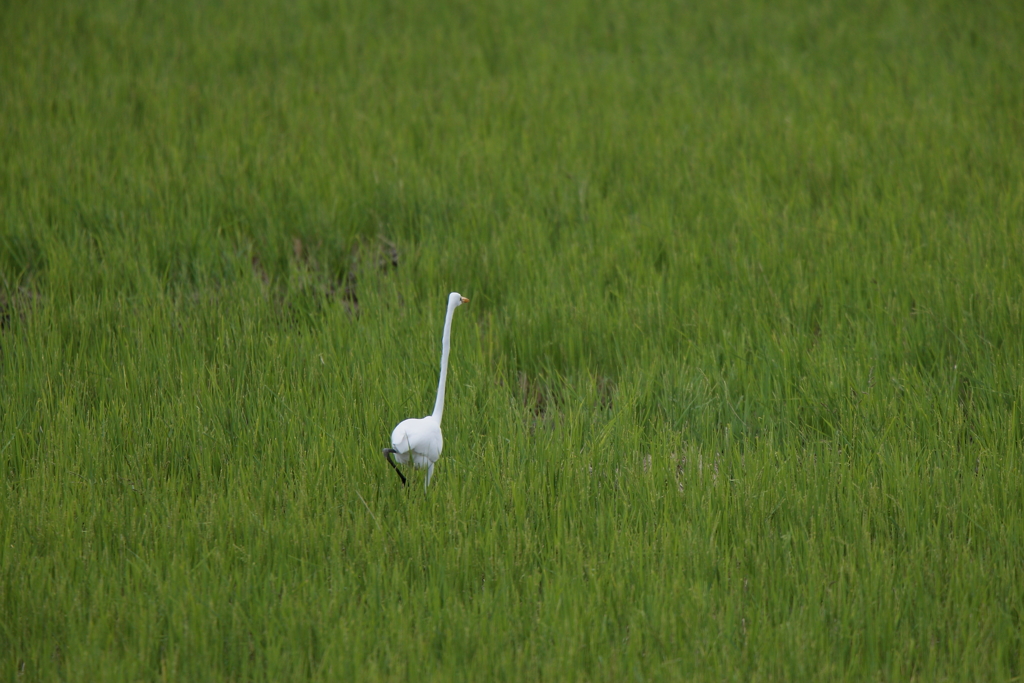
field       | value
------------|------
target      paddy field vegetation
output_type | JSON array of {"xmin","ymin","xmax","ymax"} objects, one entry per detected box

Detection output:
[{"xmin": 1, "ymin": 0, "xmax": 1023, "ymax": 679}]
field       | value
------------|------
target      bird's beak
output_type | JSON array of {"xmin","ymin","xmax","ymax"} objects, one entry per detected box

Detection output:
[{"xmin": 461, "ymin": 297, "xmax": 470, "ymax": 303}]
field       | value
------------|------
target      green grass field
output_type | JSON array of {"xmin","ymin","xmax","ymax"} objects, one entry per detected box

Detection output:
[{"xmin": 2, "ymin": 0, "xmax": 1023, "ymax": 679}]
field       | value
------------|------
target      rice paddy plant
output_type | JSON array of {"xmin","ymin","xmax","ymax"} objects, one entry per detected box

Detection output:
[{"xmin": 1, "ymin": 0, "xmax": 1023, "ymax": 679}]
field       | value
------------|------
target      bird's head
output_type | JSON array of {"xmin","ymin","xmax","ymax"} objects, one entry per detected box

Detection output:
[{"xmin": 449, "ymin": 292, "xmax": 470, "ymax": 307}]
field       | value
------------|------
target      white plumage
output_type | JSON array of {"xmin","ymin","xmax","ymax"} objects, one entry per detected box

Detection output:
[
  {"xmin": 384, "ymin": 292, "xmax": 468, "ymax": 490},
  {"xmin": 389, "ymin": 416, "xmax": 443, "ymax": 484}
]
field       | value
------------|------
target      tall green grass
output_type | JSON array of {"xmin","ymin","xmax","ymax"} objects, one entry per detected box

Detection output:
[{"xmin": 2, "ymin": 0, "xmax": 1023, "ymax": 679}]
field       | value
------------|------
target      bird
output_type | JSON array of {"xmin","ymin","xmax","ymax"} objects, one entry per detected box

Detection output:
[{"xmin": 383, "ymin": 291, "xmax": 469, "ymax": 490}]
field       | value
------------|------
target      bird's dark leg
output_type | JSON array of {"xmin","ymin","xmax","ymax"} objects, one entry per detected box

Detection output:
[{"xmin": 382, "ymin": 448, "xmax": 407, "ymax": 486}]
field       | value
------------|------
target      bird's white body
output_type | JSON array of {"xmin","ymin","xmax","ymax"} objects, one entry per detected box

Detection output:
[
  {"xmin": 390, "ymin": 415, "xmax": 442, "ymax": 469},
  {"xmin": 387, "ymin": 292, "xmax": 467, "ymax": 489}
]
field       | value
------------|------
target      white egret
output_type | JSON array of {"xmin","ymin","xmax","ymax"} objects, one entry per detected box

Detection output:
[{"xmin": 383, "ymin": 292, "xmax": 469, "ymax": 490}]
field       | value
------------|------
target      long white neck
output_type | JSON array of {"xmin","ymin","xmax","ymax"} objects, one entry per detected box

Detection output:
[{"xmin": 431, "ymin": 298, "xmax": 458, "ymax": 422}]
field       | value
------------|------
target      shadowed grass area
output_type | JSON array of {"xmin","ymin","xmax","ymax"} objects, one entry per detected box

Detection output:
[{"xmin": 1, "ymin": 0, "xmax": 1023, "ymax": 679}]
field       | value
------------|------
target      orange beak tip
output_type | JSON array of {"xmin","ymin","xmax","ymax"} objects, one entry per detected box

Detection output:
[{"xmin": 461, "ymin": 297, "xmax": 470, "ymax": 303}]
